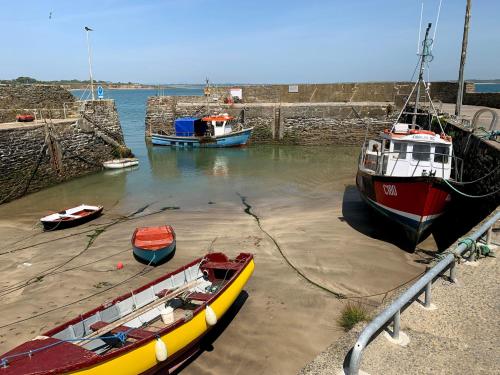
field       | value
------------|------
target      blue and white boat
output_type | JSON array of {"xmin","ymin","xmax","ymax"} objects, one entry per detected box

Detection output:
[
  {"xmin": 132, "ymin": 225, "xmax": 176, "ymax": 265},
  {"xmin": 151, "ymin": 115, "xmax": 253, "ymax": 148}
]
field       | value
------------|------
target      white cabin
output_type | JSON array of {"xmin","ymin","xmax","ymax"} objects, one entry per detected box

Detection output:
[
  {"xmin": 361, "ymin": 123, "xmax": 453, "ymax": 179},
  {"xmin": 204, "ymin": 114, "xmax": 234, "ymax": 137}
]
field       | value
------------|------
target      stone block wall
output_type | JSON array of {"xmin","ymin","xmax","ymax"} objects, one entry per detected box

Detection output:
[
  {"xmin": 464, "ymin": 93, "xmax": 500, "ymax": 109},
  {"xmin": 202, "ymin": 81, "xmax": 461, "ymax": 104},
  {"xmin": 146, "ymin": 96, "xmax": 393, "ymax": 145},
  {"xmin": 0, "ymin": 100, "xmax": 125, "ymax": 204},
  {"xmin": 280, "ymin": 105, "xmax": 390, "ymax": 145},
  {"xmin": 0, "ymin": 84, "xmax": 76, "ymax": 123},
  {"xmin": 428, "ymin": 120, "xmax": 500, "ymax": 248}
]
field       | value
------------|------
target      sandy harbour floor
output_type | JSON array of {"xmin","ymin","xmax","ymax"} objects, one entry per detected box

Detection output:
[{"xmin": 0, "ymin": 188, "xmax": 429, "ymax": 374}]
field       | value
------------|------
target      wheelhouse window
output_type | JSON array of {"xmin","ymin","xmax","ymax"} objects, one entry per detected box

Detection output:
[
  {"xmin": 434, "ymin": 145, "xmax": 449, "ymax": 163},
  {"xmin": 412, "ymin": 144, "xmax": 431, "ymax": 161},
  {"xmin": 392, "ymin": 141, "xmax": 407, "ymax": 159}
]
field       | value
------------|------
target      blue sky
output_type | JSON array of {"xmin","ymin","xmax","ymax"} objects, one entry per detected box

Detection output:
[{"xmin": 0, "ymin": 0, "xmax": 498, "ymax": 83}]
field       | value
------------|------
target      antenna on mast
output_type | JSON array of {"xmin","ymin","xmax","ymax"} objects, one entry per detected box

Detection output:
[
  {"xmin": 417, "ymin": 1, "xmax": 424, "ymax": 54},
  {"xmin": 431, "ymin": 0, "xmax": 443, "ymax": 51},
  {"xmin": 412, "ymin": 22, "xmax": 433, "ymax": 126}
]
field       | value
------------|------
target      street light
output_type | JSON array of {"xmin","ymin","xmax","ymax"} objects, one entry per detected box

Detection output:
[{"xmin": 84, "ymin": 26, "xmax": 95, "ymax": 100}]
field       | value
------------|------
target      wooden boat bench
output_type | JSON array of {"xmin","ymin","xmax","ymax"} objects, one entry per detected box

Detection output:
[
  {"xmin": 187, "ymin": 292, "xmax": 212, "ymax": 302},
  {"xmin": 155, "ymin": 289, "xmax": 173, "ymax": 298},
  {"xmin": 202, "ymin": 261, "xmax": 241, "ymax": 270},
  {"xmin": 155, "ymin": 289, "xmax": 212, "ymax": 303},
  {"xmin": 89, "ymin": 321, "xmax": 154, "ymax": 341}
]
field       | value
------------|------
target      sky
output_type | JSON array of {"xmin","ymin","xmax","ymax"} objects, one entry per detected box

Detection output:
[{"xmin": 0, "ymin": 0, "xmax": 499, "ymax": 84}]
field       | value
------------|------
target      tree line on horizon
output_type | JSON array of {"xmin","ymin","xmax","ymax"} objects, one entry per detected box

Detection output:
[{"xmin": 0, "ymin": 77, "xmax": 138, "ymax": 85}]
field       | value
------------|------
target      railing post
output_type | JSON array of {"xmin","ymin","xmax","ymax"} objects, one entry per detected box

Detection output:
[
  {"xmin": 486, "ymin": 226, "xmax": 493, "ymax": 247},
  {"xmin": 468, "ymin": 246, "xmax": 476, "ymax": 262},
  {"xmin": 449, "ymin": 260, "xmax": 457, "ymax": 283},
  {"xmin": 424, "ymin": 282, "xmax": 432, "ymax": 308},
  {"xmin": 392, "ymin": 310, "xmax": 400, "ymax": 340}
]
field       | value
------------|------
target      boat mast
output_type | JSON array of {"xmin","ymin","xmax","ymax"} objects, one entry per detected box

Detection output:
[
  {"xmin": 412, "ymin": 22, "xmax": 432, "ymax": 126},
  {"xmin": 455, "ymin": 0, "xmax": 472, "ymax": 117}
]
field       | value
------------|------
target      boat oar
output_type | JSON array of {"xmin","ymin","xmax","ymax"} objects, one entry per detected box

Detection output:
[{"xmin": 77, "ymin": 279, "xmax": 202, "ymax": 344}]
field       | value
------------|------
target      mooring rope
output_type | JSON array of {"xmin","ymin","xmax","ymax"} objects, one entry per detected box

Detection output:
[
  {"xmin": 443, "ymin": 179, "xmax": 500, "ymax": 199},
  {"xmin": 0, "ymin": 265, "xmax": 155, "ymax": 330},
  {"xmin": 236, "ymin": 192, "xmax": 426, "ymax": 304}
]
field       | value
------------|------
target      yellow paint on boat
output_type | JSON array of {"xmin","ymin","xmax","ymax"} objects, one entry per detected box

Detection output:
[{"xmin": 70, "ymin": 259, "xmax": 255, "ymax": 375}]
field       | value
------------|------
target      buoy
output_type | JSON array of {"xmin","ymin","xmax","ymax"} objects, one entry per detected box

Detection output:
[
  {"xmin": 116, "ymin": 262, "xmax": 124, "ymax": 270},
  {"xmin": 205, "ymin": 305, "xmax": 217, "ymax": 326},
  {"xmin": 155, "ymin": 338, "xmax": 168, "ymax": 362}
]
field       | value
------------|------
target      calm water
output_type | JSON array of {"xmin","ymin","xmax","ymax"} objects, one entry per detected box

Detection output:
[
  {"xmin": 2, "ymin": 89, "xmax": 358, "ymax": 215},
  {"xmin": 474, "ymin": 83, "xmax": 500, "ymax": 93}
]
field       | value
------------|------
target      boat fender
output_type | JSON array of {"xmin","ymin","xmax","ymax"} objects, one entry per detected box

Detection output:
[
  {"xmin": 205, "ymin": 305, "xmax": 217, "ymax": 326},
  {"xmin": 155, "ymin": 338, "xmax": 168, "ymax": 362}
]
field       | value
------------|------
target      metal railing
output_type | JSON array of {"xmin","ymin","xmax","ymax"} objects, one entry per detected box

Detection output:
[
  {"xmin": 346, "ymin": 210, "xmax": 500, "ymax": 375},
  {"xmin": 359, "ymin": 146, "xmax": 464, "ymax": 181}
]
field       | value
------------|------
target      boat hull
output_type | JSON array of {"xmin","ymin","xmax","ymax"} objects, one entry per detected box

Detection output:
[
  {"xmin": 356, "ymin": 169, "xmax": 451, "ymax": 247},
  {"xmin": 103, "ymin": 158, "xmax": 139, "ymax": 169},
  {"xmin": 132, "ymin": 242, "xmax": 176, "ymax": 265},
  {"xmin": 0, "ymin": 253, "xmax": 255, "ymax": 375},
  {"xmin": 41, "ymin": 207, "xmax": 103, "ymax": 231},
  {"xmin": 151, "ymin": 128, "xmax": 252, "ymax": 148},
  {"xmin": 73, "ymin": 257, "xmax": 254, "ymax": 375}
]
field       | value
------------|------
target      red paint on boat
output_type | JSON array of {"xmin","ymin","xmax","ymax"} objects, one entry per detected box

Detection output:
[
  {"xmin": 0, "ymin": 253, "xmax": 254, "ymax": 375},
  {"xmin": 132, "ymin": 225, "xmax": 175, "ymax": 251},
  {"xmin": 373, "ymin": 180, "xmax": 449, "ymax": 217}
]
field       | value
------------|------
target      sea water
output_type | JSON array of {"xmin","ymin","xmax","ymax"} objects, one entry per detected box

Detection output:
[{"xmin": 0, "ymin": 89, "xmax": 358, "ymax": 216}]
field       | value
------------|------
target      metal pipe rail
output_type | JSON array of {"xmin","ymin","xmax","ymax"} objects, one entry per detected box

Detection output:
[{"xmin": 347, "ymin": 210, "xmax": 500, "ymax": 375}]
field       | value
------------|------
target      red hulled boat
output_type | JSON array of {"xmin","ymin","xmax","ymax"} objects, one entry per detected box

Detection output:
[{"xmin": 356, "ymin": 23, "xmax": 462, "ymax": 249}]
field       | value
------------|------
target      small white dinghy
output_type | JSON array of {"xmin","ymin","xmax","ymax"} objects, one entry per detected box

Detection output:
[
  {"xmin": 103, "ymin": 158, "xmax": 139, "ymax": 169},
  {"xmin": 40, "ymin": 204, "xmax": 103, "ymax": 230}
]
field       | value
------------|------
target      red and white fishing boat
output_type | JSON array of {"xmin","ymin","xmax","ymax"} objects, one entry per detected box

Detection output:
[{"xmin": 356, "ymin": 23, "xmax": 462, "ymax": 249}]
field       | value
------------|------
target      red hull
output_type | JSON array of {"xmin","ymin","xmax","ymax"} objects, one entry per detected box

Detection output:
[{"xmin": 356, "ymin": 170, "xmax": 451, "ymax": 246}]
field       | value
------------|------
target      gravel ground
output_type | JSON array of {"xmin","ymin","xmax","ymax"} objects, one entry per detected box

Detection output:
[{"xmin": 300, "ymin": 232, "xmax": 499, "ymax": 375}]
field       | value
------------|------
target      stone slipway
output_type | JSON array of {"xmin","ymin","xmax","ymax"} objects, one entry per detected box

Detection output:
[{"xmin": 299, "ymin": 222, "xmax": 499, "ymax": 375}]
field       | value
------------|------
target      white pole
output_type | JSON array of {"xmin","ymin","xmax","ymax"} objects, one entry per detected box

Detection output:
[
  {"xmin": 85, "ymin": 27, "xmax": 95, "ymax": 101},
  {"xmin": 431, "ymin": 0, "xmax": 443, "ymax": 50},
  {"xmin": 417, "ymin": 1, "xmax": 424, "ymax": 54}
]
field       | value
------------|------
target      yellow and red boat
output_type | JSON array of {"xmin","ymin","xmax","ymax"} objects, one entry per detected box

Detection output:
[{"xmin": 0, "ymin": 252, "xmax": 254, "ymax": 374}]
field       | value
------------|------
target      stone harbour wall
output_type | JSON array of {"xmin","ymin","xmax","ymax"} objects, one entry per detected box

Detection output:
[
  {"xmin": 464, "ymin": 93, "xmax": 500, "ymax": 109},
  {"xmin": 0, "ymin": 100, "xmax": 125, "ymax": 204},
  {"xmin": 145, "ymin": 96, "xmax": 394, "ymax": 145},
  {"xmin": 201, "ymin": 81, "xmax": 461, "ymax": 104},
  {"xmin": 0, "ymin": 84, "xmax": 76, "ymax": 123}
]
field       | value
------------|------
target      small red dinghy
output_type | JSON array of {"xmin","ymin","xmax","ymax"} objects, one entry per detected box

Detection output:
[
  {"xmin": 132, "ymin": 225, "xmax": 176, "ymax": 265},
  {"xmin": 16, "ymin": 114, "xmax": 35, "ymax": 122}
]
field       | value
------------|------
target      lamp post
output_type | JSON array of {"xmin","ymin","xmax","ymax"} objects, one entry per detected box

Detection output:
[{"xmin": 85, "ymin": 26, "xmax": 95, "ymax": 101}]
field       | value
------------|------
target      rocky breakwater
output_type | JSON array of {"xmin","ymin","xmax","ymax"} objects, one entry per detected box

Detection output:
[{"xmin": 0, "ymin": 99, "xmax": 127, "ymax": 204}]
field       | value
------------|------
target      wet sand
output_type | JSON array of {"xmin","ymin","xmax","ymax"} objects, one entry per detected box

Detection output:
[{"xmin": 0, "ymin": 187, "xmax": 426, "ymax": 374}]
